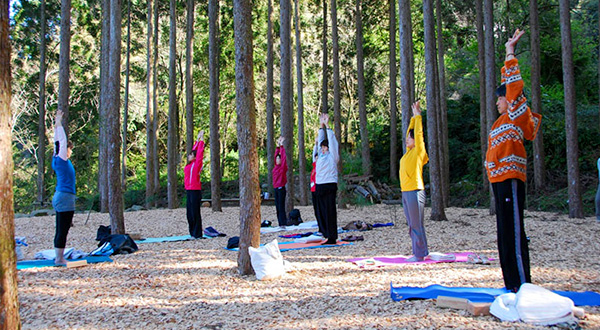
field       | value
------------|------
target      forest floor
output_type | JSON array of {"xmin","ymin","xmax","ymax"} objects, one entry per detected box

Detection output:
[{"xmin": 14, "ymin": 204, "xmax": 600, "ymax": 329}]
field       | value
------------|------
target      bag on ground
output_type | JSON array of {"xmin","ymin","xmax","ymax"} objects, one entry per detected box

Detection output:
[
  {"xmin": 249, "ymin": 239, "xmax": 285, "ymax": 280},
  {"xmin": 288, "ymin": 209, "xmax": 303, "ymax": 226}
]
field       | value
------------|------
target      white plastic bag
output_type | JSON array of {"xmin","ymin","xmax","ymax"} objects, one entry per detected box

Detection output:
[
  {"xmin": 516, "ymin": 283, "xmax": 575, "ymax": 325},
  {"xmin": 249, "ymin": 239, "xmax": 285, "ymax": 280}
]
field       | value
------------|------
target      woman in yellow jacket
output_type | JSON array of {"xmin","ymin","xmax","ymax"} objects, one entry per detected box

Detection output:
[{"xmin": 400, "ymin": 101, "xmax": 429, "ymax": 262}]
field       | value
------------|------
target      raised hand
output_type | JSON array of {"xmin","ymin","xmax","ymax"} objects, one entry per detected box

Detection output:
[
  {"xmin": 278, "ymin": 136, "xmax": 285, "ymax": 146},
  {"xmin": 197, "ymin": 130, "xmax": 205, "ymax": 141},
  {"xmin": 505, "ymin": 29, "xmax": 524, "ymax": 56},
  {"xmin": 55, "ymin": 110, "xmax": 64, "ymax": 126},
  {"xmin": 411, "ymin": 101, "xmax": 421, "ymax": 117}
]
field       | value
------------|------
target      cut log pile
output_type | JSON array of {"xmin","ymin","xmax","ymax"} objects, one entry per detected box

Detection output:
[{"xmin": 343, "ymin": 174, "xmax": 401, "ymax": 203}]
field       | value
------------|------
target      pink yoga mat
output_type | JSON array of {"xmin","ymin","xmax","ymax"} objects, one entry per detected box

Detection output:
[
  {"xmin": 347, "ymin": 252, "xmax": 491, "ymax": 268},
  {"xmin": 279, "ymin": 240, "xmax": 352, "ymax": 251}
]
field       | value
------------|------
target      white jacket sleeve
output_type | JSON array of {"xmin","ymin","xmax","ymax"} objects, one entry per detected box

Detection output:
[
  {"xmin": 54, "ymin": 126, "xmax": 68, "ymax": 160},
  {"xmin": 326, "ymin": 128, "xmax": 339, "ymax": 164}
]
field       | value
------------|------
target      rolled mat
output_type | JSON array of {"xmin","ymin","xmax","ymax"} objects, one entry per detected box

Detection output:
[
  {"xmin": 17, "ymin": 256, "xmax": 113, "ymax": 270},
  {"xmin": 390, "ymin": 283, "xmax": 600, "ymax": 306}
]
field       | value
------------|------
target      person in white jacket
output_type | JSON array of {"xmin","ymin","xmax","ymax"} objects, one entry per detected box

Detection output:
[{"xmin": 313, "ymin": 113, "xmax": 340, "ymax": 245}]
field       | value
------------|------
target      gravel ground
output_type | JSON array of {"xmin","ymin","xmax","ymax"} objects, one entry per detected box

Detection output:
[{"xmin": 14, "ymin": 204, "xmax": 600, "ymax": 329}]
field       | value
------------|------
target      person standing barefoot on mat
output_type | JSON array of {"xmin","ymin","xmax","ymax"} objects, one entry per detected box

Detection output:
[
  {"xmin": 184, "ymin": 130, "xmax": 206, "ymax": 238},
  {"xmin": 315, "ymin": 113, "xmax": 340, "ymax": 245},
  {"xmin": 486, "ymin": 29, "xmax": 542, "ymax": 292},
  {"xmin": 51, "ymin": 110, "xmax": 76, "ymax": 265},
  {"xmin": 399, "ymin": 101, "xmax": 429, "ymax": 262},
  {"xmin": 272, "ymin": 136, "xmax": 288, "ymax": 227}
]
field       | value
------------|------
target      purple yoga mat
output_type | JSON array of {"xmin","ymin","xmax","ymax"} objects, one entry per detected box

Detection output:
[{"xmin": 347, "ymin": 252, "xmax": 489, "ymax": 267}]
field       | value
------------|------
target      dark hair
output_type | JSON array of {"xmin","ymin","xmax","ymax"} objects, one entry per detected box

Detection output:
[
  {"xmin": 320, "ymin": 139, "xmax": 329, "ymax": 148},
  {"xmin": 495, "ymin": 84, "xmax": 506, "ymax": 97},
  {"xmin": 276, "ymin": 153, "xmax": 281, "ymax": 160},
  {"xmin": 190, "ymin": 150, "xmax": 197, "ymax": 157},
  {"xmin": 408, "ymin": 129, "xmax": 414, "ymax": 139},
  {"xmin": 67, "ymin": 141, "xmax": 73, "ymax": 149},
  {"xmin": 314, "ymin": 152, "xmax": 319, "ymax": 158}
]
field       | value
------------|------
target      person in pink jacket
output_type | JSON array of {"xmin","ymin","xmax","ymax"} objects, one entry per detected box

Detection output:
[
  {"xmin": 272, "ymin": 136, "xmax": 288, "ymax": 226},
  {"xmin": 184, "ymin": 130, "xmax": 205, "ymax": 238}
]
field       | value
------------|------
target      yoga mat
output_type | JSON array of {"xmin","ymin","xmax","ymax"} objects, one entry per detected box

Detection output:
[
  {"xmin": 135, "ymin": 234, "xmax": 211, "ymax": 244},
  {"xmin": 260, "ymin": 221, "xmax": 319, "ymax": 234},
  {"xmin": 390, "ymin": 284, "xmax": 600, "ymax": 306},
  {"xmin": 348, "ymin": 252, "xmax": 482, "ymax": 268},
  {"xmin": 226, "ymin": 240, "xmax": 353, "ymax": 252},
  {"xmin": 17, "ymin": 256, "xmax": 113, "ymax": 270}
]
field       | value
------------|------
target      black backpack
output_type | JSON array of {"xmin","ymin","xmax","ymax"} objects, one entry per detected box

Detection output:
[{"xmin": 288, "ymin": 209, "xmax": 303, "ymax": 226}]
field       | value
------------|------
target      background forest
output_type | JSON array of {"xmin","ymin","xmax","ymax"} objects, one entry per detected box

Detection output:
[{"xmin": 9, "ymin": 0, "xmax": 600, "ymax": 215}]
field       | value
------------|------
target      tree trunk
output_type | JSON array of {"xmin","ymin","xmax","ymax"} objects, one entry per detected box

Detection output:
[
  {"xmin": 209, "ymin": 0, "xmax": 222, "ymax": 211},
  {"xmin": 530, "ymin": 0, "xmax": 545, "ymax": 191},
  {"xmin": 389, "ymin": 0, "xmax": 398, "ymax": 182},
  {"xmin": 558, "ymin": 0, "xmax": 583, "ymax": 218},
  {"xmin": 331, "ymin": 0, "xmax": 342, "ymax": 176},
  {"xmin": 107, "ymin": 0, "xmax": 125, "ymax": 235},
  {"xmin": 232, "ymin": 0, "xmax": 261, "ymax": 275},
  {"xmin": 295, "ymin": 0, "xmax": 308, "ymax": 206},
  {"xmin": 58, "ymin": 0, "xmax": 71, "ymax": 133},
  {"xmin": 167, "ymin": 0, "xmax": 179, "ymax": 209},
  {"xmin": 435, "ymin": 0, "xmax": 448, "ymax": 207},
  {"xmin": 423, "ymin": 0, "xmax": 446, "ymax": 221},
  {"xmin": 483, "ymin": 0, "xmax": 496, "ymax": 214},
  {"xmin": 0, "ymin": 1, "xmax": 21, "ymax": 325},
  {"xmin": 475, "ymin": 0, "xmax": 488, "ymax": 192},
  {"xmin": 266, "ymin": 0, "xmax": 275, "ymax": 197},
  {"xmin": 37, "ymin": 0, "xmax": 47, "ymax": 206},
  {"xmin": 321, "ymin": 0, "xmax": 328, "ymax": 114},
  {"xmin": 280, "ymin": 0, "xmax": 294, "ymax": 214},
  {"xmin": 122, "ymin": 0, "xmax": 131, "ymax": 190},
  {"xmin": 145, "ymin": 0, "xmax": 156, "ymax": 209},
  {"xmin": 356, "ymin": 0, "xmax": 371, "ymax": 176},
  {"xmin": 399, "ymin": 0, "xmax": 414, "ymax": 154},
  {"xmin": 99, "ymin": 0, "xmax": 110, "ymax": 213},
  {"xmin": 152, "ymin": 0, "xmax": 160, "ymax": 205},
  {"xmin": 186, "ymin": 0, "xmax": 194, "ymax": 156}
]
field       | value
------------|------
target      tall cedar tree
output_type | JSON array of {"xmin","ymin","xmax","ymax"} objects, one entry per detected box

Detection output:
[
  {"xmin": 210, "ymin": 0, "xmax": 223, "ymax": 211},
  {"xmin": 233, "ymin": 0, "xmax": 261, "ymax": 275},
  {"xmin": 331, "ymin": 0, "xmax": 342, "ymax": 175},
  {"xmin": 0, "ymin": 0, "xmax": 21, "ymax": 326},
  {"xmin": 399, "ymin": 0, "xmax": 414, "ymax": 154},
  {"xmin": 356, "ymin": 0, "xmax": 371, "ymax": 176},
  {"xmin": 483, "ymin": 0, "xmax": 496, "ymax": 214},
  {"xmin": 280, "ymin": 0, "xmax": 294, "ymax": 214},
  {"xmin": 389, "ymin": 0, "xmax": 398, "ymax": 181},
  {"xmin": 167, "ymin": 0, "xmax": 179, "ymax": 209},
  {"xmin": 530, "ymin": 0, "xmax": 545, "ymax": 190},
  {"xmin": 99, "ymin": 0, "xmax": 109, "ymax": 213},
  {"xmin": 152, "ymin": 0, "xmax": 160, "ymax": 205},
  {"xmin": 122, "ymin": 0, "xmax": 131, "ymax": 188},
  {"xmin": 321, "ymin": 0, "xmax": 327, "ymax": 115},
  {"xmin": 295, "ymin": 0, "xmax": 308, "ymax": 206},
  {"xmin": 185, "ymin": 0, "xmax": 195, "ymax": 155},
  {"xmin": 266, "ymin": 0, "xmax": 275, "ymax": 196},
  {"xmin": 475, "ymin": 0, "xmax": 488, "ymax": 190},
  {"xmin": 145, "ymin": 0, "xmax": 156, "ymax": 208},
  {"xmin": 37, "ymin": 0, "xmax": 46, "ymax": 205},
  {"xmin": 423, "ymin": 0, "xmax": 446, "ymax": 221},
  {"xmin": 558, "ymin": 0, "xmax": 583, "ymax": 218},
  {"xmin": 435, "ymin": 0, "xmax": 449, "ymax": 207}
]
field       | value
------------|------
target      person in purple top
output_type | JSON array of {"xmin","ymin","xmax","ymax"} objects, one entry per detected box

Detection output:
[{"xmin": 51, "ymin": 110, "xmax": 76, "ymax": 265}]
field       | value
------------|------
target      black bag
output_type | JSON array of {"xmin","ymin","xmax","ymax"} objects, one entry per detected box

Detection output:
[
  {"xmin": 96, "ymin": 225, "xmax": 111, "ymax": 241},
  {"xmin": 288, "ymin": 209, "xmax": 303, "ymax": 226},
  {"xmin": 99, "ymin": 234, "xmax": 138, "ymax": 255},
  {"xmin": 227, "ymin": 236, "xmax": 240, "ymax": 249}
]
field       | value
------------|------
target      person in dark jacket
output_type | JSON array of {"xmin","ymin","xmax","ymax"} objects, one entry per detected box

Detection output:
[{"xmin": 184, "ymin": 130, "xmax": 205, "ymax": 238}]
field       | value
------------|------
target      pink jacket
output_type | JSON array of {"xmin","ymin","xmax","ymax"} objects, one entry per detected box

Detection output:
[
  {"xmin": 272, "ymin": 146, "xmax": 287, "ymax": 189},
  {"xmin": 184, "ymin": 140, "xmax": 205, "ymax": 190}
]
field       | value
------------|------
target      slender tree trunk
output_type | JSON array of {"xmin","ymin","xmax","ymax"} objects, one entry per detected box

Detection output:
[
  {"xmin": 280, "ymin": 0, "xmax": 294, "ymax": 214},
  {"xmin": 99, "ymin": 0, "xmax": 110, "ymax": 213},
  {"xmin": 389, "ymin": 0, "xmax": 398, "ymax": 182},
  {"xmin": 233, "ymin": 0, "xmax": 261, "ymax": 275},
  {"xmin": 186, "ymin": 0, "xmax": 195, "ymax": 155},
  {"xmin": 331, "ymin": 0, "xmax": 342, "ymax": 176},
  {"xmin": 209, "ymin": 0, "xmax": 222, "ymax": 211},
  {"xmin": 475, "ymin": 0, "xmax": 488, "ymax": 192},
  {"xmin": 598, "ymin": 0, "xmax": 600, "ymax": 134},
  {"xmin": 58, "ymin": 0, "xmax": 71, "ymax": 133},
  {"xmin": 122, "ymin": 0, "xmax": 131, "ymax": 190},
  {"xmin": 530, "ymin": 0, "xmax": 545, "ymax": 191},
  {"xmin": 558, "ymin": 0, "xmax": 583, "ymax": 218},
  {"xmin": 295, "ymin": 0, "xmax": 308, "ymax": 206},
  {"xmin": 483, "ymin": 0, "xmax": 496, "ymax": 214},
  {"xmin": 423, "ymin": 0, "xmax": 446, "ymax": 221},
  {"xmin": 37, "ymin": 0, "xmax": 47, "ymax": 206},
  {"xmin": 356, "ymin": 0, "xmax": 371, "ymax": 176},
  {"xmin": 152, "ymin": 0, "xmax": 160, "ymax": 205},
  {"xmin": 145, "ymin": 0, "xmax": 156, "ymax": 208},
  {"xmin": 167, "ymin": 0, "xmax": 179, "ymax": 209},
  {"xmin": 0, "ymin": 0, "xmax": 21, "ymax": 325},
  {"xmin": 435, "ymin": 0, "xmax": 448, "ymax": 207},
  {"xmin": 321, "ymin": 0, "xmax": 328, "ymax": 114},
  {"xmin": 399, "ymin": 0, "xmax": 414, "ymax": 154},
  {"xmin": 266, "ymin": 0, "xmax": 275, "ymax": 197}
]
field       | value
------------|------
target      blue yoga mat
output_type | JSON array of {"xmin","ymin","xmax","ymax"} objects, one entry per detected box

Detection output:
[
  {"xmin": 390, "ymin": 283, "xmax": 600, "ymax": 306},
  {"xmin": 17, "ymin": 256, "xmax": 113, "ymax": 270},
  {"xmin": 135, "ymin": 234, "xmax": 211, "ymax": 244}
]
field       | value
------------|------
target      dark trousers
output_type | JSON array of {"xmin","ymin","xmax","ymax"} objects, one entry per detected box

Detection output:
[
  {"xmin": 186, "ymin": 190, "xmax": 203, "ymax": 238},
  {"xmin": 54, "ymin": 211, "xmax": 74, "ymax": 248},
  {"xmin": 316, "ymin": 183, "xmax": 338, "ymax": 242},
  {"xmin": 492, "ymin": 179, "xmax": 531, "ymax": 292},
  {"xmin": 274, "ymin": 186, "xmax": 287, "ymax": 226},
  {"xmin": 595, "ymin": 184, "xmax": 600, "ymax": 220},
  {"xmin": 312, "ymin": 191, "xmax": 324, "ymax": 235}
]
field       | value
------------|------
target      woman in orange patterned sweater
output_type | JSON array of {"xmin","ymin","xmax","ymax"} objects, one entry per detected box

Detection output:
[{"xmin": 485, "ymin": 29, "xmax": 542, "ymax": 292}]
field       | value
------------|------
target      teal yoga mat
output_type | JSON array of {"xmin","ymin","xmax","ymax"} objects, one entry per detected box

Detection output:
[{"xmin": 17, "ymin": 256, "xmax": 113, "ymax": 270}]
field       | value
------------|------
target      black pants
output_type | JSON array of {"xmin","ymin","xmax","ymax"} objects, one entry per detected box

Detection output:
[
  {"xmin": 54, "ymin": 211, "xmax": 74, "ymax": 248},
  {"xmin": 274, "ymin": 187, "xmax": 287, "ymax": 226},
  {"xmin": 186, "ymin": 190, "xmax": 203, "ymax": 238},
  {"xmin": 312, "ymin": 191, "xmax": 323, "ymax": 235},
  {"xmin": 316, "ymin": 183, "xmax": 338, "ymax": 242},
  {"xmin": 492, "ymin": 179, "xmax": 531, "ymax": 292}
]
